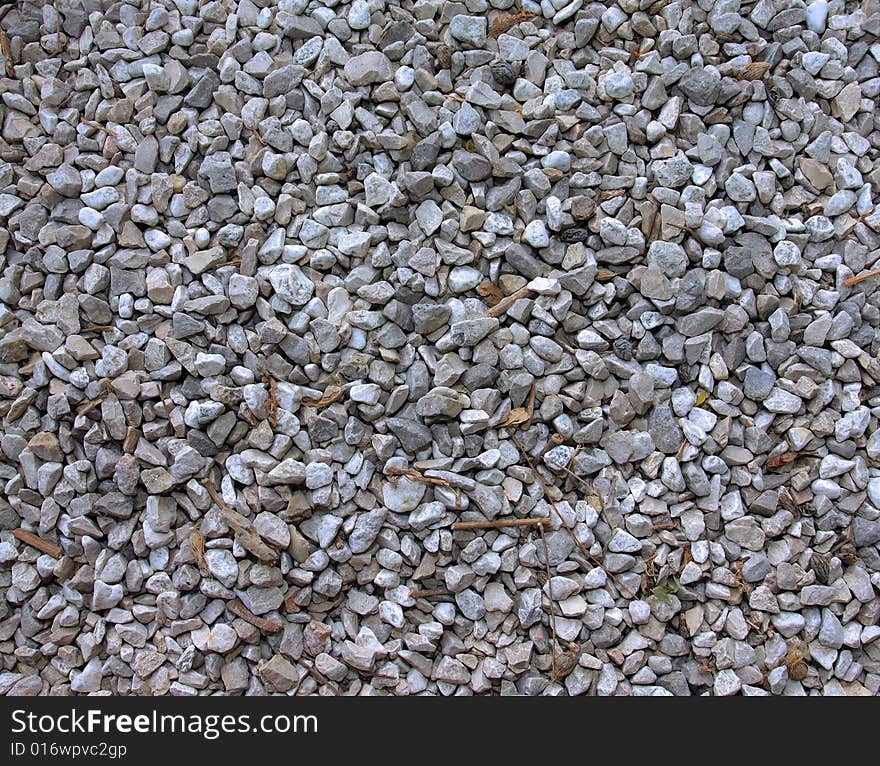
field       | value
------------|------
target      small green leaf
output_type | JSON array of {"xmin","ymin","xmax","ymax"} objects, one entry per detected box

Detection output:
[
  {"xmin": 651, "ymin": 585, "xmax": 673, "ymax": 605},
  {"xmin": 651, "ymin": 577, "xmax": 680, "ymax": 604}
]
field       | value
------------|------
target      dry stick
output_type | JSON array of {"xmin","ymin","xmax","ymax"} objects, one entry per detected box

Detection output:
[
  {"xmin": 555, "ymin": 463, "xmax": 606, "ymax": 507},
  {"xmin": 451, "ymin": 517, "xmax": 550, "ymax": 531},
  {"xmin": 160, "ymin": 383, "xmax": 176, "ymax": 421},
  {"xmin": 296, "ymin": 658, "xmax": 343, "ymax": 697},
  {"xmin": 302, "ymin": 387, "xmax": 344, "ymax": 408},
  {"xmin": 265, "ymin": 374, "xmax": 278, "ymax": 427},
  {"xmin": 538, "ymin": 521, "xmax": 558, "ymax": 682},
  {"xmin": 652, "ymin": 521, "xmax": 679, "ymax": 532},
  {"xmin": 13, "ymin": 529, "xmax": 61, "ymax": 559},
  {"xmin": 81, "ymin": 119, "xmax": 113, "ymax": 135},
  {"xmin": 509, "ymin": 432, "xmax": 638, "ymax": 599},
  {"xmin": 204, "ymin": 479, "xmax": 227, "ymax": 510},
  {"xmin": 228, "ymin": 599, "xmax": 282, "ymax": 634},
  {"xmin": 409, "ymin": 587, "xmax": 452, "ymax": 599},
  {"xmin": 204, "ymin": 479, "xmax": 278, "ymax": 563},
  {"xmin": 0, "ymin": 26, "xmax": 13, "ymax": 77},
  {"xmin": 386, "ymin": 465, "xmax": 451, "ymax": 488},
  {"xmin": 76, "ymin": 391, "xmax": 109, "ymax": 417},
  {"xmin": 524, "ymin": 381, "xmax": 536, "ymax": 429},
  {"xmin": 486, "ymin": 287, "xmax": 534, "ymax": 318},
  {"xmin": 844, "ymin": 268, "xmax": 880, "ymax": 287},
  {"xmin": 53, "ymin": 4, "xmax": 61, "ymax": 55},
  {"xmin": 188, "ymin": 528, "xmax": 209, "ymax": 576}
]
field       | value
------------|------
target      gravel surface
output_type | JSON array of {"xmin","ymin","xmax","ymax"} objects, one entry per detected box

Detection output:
[{"xmin": 1, "ymin": 0, "xmax": 880, "ymax": 697}]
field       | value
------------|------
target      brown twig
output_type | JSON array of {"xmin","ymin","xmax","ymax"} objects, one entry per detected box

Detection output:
[
  {"xmin": 264, "ymin": 373, "xmax": 278, "ymax": 427},
  {"xmin": 239, "ymin": 405, "xmax": 260, "ymax": 428},
  {"xmin": 510, "ymin": 433, "xmax": 638, "ymax": 598},
  {"xmin": 302, "ymin": 387, "xmax": 344, "ymax": 408},
  {"xmin": 228, "ymin": 599, "xmax": 283, "ymax": 634},
  {"xmin": 499, "ymin": 382, "xmax": 536, "ymax": 430},
  {"xmin": 386, "ymin": 465, "xmax": 452, "ymax": 488},
  {"xmin": 76, "ymin": 390, "xmax": 110, "ymax": 417},
  {"xmin": 205, "ymin": 479, "xmax": 278, "ymax": 563},
  {"xmin": 409, "ymin": 587, "xmax": 453, "ymax": 599},
  {"xmin": 296, "ymin": 658, "xmax": 343, "ymax": 696},
  {"xmin": 486, "ymin": 287, "xmax": 534, "ymax": 318},
  {"xmin": 539, "ymin": 521, "xmax": 558, "ymax": 681},
  {"xmin": 451, "ymin": 517, "xmax": 550, "ymax": 530},
  {"xmin": 844, "ymin": 268, "xmax": 880, "ymax": 286},
  {"xmin": 204, "ymin": 479, "xmax": 230, "ymax": 512},
  {"xmin": 53, "ymin": 5, "xmax": 62, "ymax": 55},
  {"xmin": 651, "ymin": 521, "xmax": 679, "ymax": 532},
  {"xmin": 524, "ymin": 381, "xmax": 536, "ymax": 428},
  {"xmin": 81, "ymin": 119, "xmax": 114, "ymax": 135},
  {"xmin": 0, "ymin": 26, "xmax": 14, "ymax": 77},
  {"xmin": 13, "ymin": 529, "xmax": 62, "ymax": 559}
]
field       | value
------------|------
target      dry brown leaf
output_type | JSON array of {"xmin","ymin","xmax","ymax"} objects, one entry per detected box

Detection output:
[
  {"xmin": 785, "ymin": 641, "xmax": 810, "ymax": 680},
  {"xmin": 501, "ymin": 407, "xmax": 530, "ymax": 429},
  {"xmin": 680, "ymin": 544, "xmax": 693, "ymax": 573},
  {"xmin": 551, "ymin": 647, "xmax": 580, "ymax": 682},
  {"xmin": 489, "ymin": 11, "xmax": 535, "ymax": 38},
  {"xmin": 189, "ymin": 528, "xmax": 208, "ymax": 575},
  {"xmin": 435, "ymin": 44, "xmax": 451, "ymax": 70},
  {"xmin": 264, "ymin": 373, "xmax": 278, "ymax": 426},
  {"xmin": 766, "ymin": 450, "xmax": 816, "ymax": 470},
  {"xmin": 811, "ymin": 552, "xmax": 830, "ymax": 585},
  {"xmin": 738, "ymin": 61, "xmax": 771, "ymax": 80},
  {"xmin": 778, "ymin": 488, "xmax": 798, "ymax": 514},
  {"xmin": 838, "ymin": 546, "xmax": 859, "ymax": 564},
  {"xmin": 477, "ymin": 281, "xmax": 504, "ymax": 307}
]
